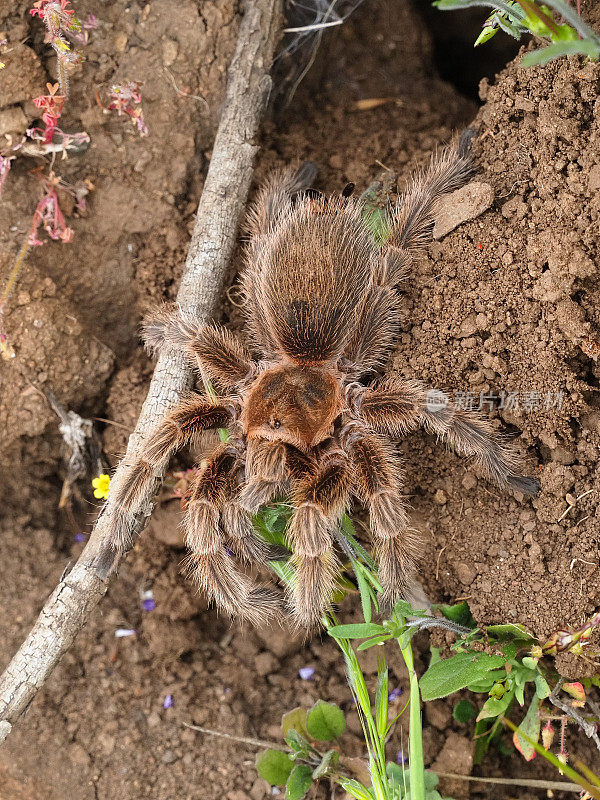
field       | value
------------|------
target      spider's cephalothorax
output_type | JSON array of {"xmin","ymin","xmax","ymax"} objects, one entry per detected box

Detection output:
[{"xmin": 110, "ymin": 140, "xmax": 539, "ymax": 628}]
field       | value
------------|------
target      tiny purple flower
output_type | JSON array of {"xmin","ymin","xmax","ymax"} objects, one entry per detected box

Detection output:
[
  {"xmin": 224, "ymin": 546, "xmax": 234, "ymax": 557},
  {"xmin": 163, "ymin": 693, "xmax": 174, "ymax": 709},
  {"xmin": 73, "ymin": 532, "xmax": 86, "ymax": 543},
  {"xmin": 388, "ymin": 687, "xmax": 403, "ymax": 702},
  {"xmin": 396, "ymin": 750, "xmax": 408, "ymax": 765},
  {"xmin": 142, "ymin": 597, "xmax": 156, "ymax": 612},
  {"xmin": 299, "ymin": 666, "xmax": 315, "ymax": 680}
]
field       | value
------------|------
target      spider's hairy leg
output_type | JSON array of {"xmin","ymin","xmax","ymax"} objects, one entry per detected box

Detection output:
[
  {"xmin": 351, "ymin": 379, "xmax": 539, "ymax": 495},
  {"xmin": 244, "ymin": 162, "xmax": 318, "ymax": 239},
  {"xmin": 419, "ymin": 392, "xmax": 539, "ymax": 495},
  {"xmin": 387, "ymin": 133, "xmax": 475, "ymax": 258},
  {"xmin": 142, "ymin": 305, "xmax": 255, "ymax": 389},
  {"xmin": 346, "ymin": 429, "xmax": 418, "ymax": 612},
  {"xmin": 238, "ymin": 438, "xmax": 289, "ymax": 514},
  {"xmin": 288, "ymin": 451, "xmax": 351, "ymax": 628},
  {"xmin": 184, "ymin": 443, "xmax": 277, "ymax": 624},
  {"xmin": 108, "ymin": 394, "xmax": 235, "ymax": 549}
]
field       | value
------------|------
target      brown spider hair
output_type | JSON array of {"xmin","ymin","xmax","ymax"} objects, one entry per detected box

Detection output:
[{"xmin": 108, "ymin": 135, "xmax": 538, "ymax": 628}]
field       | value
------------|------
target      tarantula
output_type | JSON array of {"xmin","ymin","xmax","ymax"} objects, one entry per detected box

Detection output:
[{"xmin": 109, "ymin": 138, "xmax": 538, "ymax": 628}]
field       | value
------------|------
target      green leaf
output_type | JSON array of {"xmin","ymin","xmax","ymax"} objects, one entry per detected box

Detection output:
[
  {"xmin": 521, "ymin": 39, "xmax": 600, "ymax": 67},
  {"xmin": 393, "ymin": 599, "xmax": 419, "ymax": 618},
  {"xmin": 328, "ymin": 623, "xmax": 385, "ymax": 640},
  {"xmin": 282, "ymin": 707, "xmax": 309, "ymax": 739},
  {"xmin": 521, "ymin": 656, "xmax": 538, "ymax": 670},
  {"xmin": 513, "ymin": 696, "xmax": 542, "ymax": 761},
  {"xmin": 535, "ymin": 674, "xmax": 551, "ymax": 699},
  {"xmin": 286, "ymin": 764, "xmax": 313, "ymax": 800},
  {"xmin": 356, "ymin": 634, "xmax": 391, "ymax": 650},
  {"xmin": 336, "ymin": 777, "xmax": 373, "ymax": 800},
  {"xmin": 420, "ymin": 653, "xmax": 506, "ymax": 701},
  {"xmin": 453, "ymin": 699, "xmax": 477, "ymax": 723},
  {"xmin": 285, "ymin": 730, "xmax": 311, "ymax": 759},
  {"xmin": 439, "ymin": 601, "xmax": 477, "ymax": 629},
  {"xmin": 312, "ymin": 749, "xmax": 339, "ymax": 780},
  {"xmin": 354, "ymin": 563, "xmax": 373, "ymax": 623},
  {"xmin": 486, "ymin": 623, "xmax": 536, "ymax": 643},
  {"xmin": 307, "ymin": 700, "xmax": 346, "ymax": 741},
  {"xmin": 475, "ymin": 24, "xmax": 498, "ymax": 46},
  {"xmin": 256, "ymin": 750, "xmax": 294, "ymax": 786},
  {"xmin": 429, "ymin": 646, "xmax": 442, "ymax": 667},
  {"xmin": 374, "ymin": 660, "xmax": 389, "ymax": 738},
  {"xmin": 397, "ymin": 626, "xmax": 418, "ymax": 650},
  {"xmin": 467, "ymin": 669, "xmax": 508, "ymax": 692},
  {"xmin": 477, "ymin": 690, "xmax": 514, "ymax": 721}
]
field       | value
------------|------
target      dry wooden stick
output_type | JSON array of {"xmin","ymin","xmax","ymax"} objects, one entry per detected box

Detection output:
[{"xmin": 0, "ymin": 0, "xmax": 282, "ymax": 744}]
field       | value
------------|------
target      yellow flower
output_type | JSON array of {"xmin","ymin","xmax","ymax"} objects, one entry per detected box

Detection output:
[{"xmin": 92, "ymin": 473, "xmax": 111, "ymax": 500}]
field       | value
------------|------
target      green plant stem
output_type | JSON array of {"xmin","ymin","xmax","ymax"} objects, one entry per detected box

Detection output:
[
  {"xmin": 399, "ymin": 638, "xmax": 425, "ymax": 800},
  {"xmin": 326, "ymin": 614, "xmax": 389, "ymax": 800}
]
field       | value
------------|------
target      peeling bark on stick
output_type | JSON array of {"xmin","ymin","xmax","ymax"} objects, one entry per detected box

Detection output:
[{"xmin": 0, "ymin": 0, "xmax": 283, "ymax": 744}]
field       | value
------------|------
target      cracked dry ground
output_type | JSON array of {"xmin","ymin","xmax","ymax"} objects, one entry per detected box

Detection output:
[{"xmin": 0, "ymin": 0, "xmax": 599, "ymax": 798}]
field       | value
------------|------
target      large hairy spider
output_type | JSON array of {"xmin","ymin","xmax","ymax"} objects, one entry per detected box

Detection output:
[{"xmin": 110, "ymin": 138, "xmax": 538, "ymax": 628}]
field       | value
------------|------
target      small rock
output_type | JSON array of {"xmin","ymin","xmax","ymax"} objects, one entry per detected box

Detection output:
[
  {"xmin": 147, "ymin": 502, "xmax": 186, "ymax": 547},
  {"xmin": 254, "ymin": 651, "xmax": 279, "ymax": 677},
  {"xmin": 458, "ymin": 313, "xmax": 478, "ymax": 338},
  {"xmin": 462, "ymin": 473, "xmax": 477, "ymax": 491},
  {"xmin": 422, "ymin": 725, "xmax": 443, "ymax": 765},
  {"xmin": 250, "ymin": 778, "xmax": 271, "ymax": 800},
  {"xmin": 0, "ymin": 105, "xmax": 28, "ymax": 136},
  {"xmin": 588, "ymin": 164, "xmax": 600, "ymax": 192},
  {"xmin": 425, "ymin": 700, "xmax": 452, "ymax": 731},
  {"xmin": 433, "ymin": 182, "xmax": 494, "ymax": 239},
  {"xmin": 346, "ymin": 710, "xmax": 363, "ymax": 736},
  {"xmin": 434, "ymin": 489, "xmax": 448, "ymax": 505},
  {"xmin": 456, "ymin": 562, "xmax": 477, "ymax": 586},
  {"xmin": 432, "ymin": 732, "xmax": 474, "ymax": 798},
  {"xmin": 69, "ymin": 742, "xmax": 91, "ymax": 768},
  {"xmin": 114, "ymin": 31, "xmax": 128, "ymax": 52},
  {"xmin": 162, "ymin": 38, "xmax": 179, "ymax": 66},
  {"xmin": 161, "ymin": 749, "xmax": 178, "ymax": 764},
  {"xmin": 254, "ymin": 622, "xmax": 304, "ymax": 658},
  {"xmin": 501, "ymin": 196, "xmax": 528, "ymax": 220},
  {"xmin": 147, "ymin": 711, "xmax": 161, "ymax": 728}
]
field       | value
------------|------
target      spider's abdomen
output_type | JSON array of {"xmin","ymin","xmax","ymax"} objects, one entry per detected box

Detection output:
[{"xmin": 247, "ymin": 197, "xmax": 374, "ymax": 363}]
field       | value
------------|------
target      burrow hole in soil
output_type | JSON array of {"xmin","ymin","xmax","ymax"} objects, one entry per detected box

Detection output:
[{"xmin": 416, "ymin": 4, "xmax": 521, "ymax": 101}]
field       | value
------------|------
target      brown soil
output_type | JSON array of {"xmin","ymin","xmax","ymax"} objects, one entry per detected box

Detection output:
[{"xmin": 0, "ymin": 0, "xmax": 598, "ymax": 798}]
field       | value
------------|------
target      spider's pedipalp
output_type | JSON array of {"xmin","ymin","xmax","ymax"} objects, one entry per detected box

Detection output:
[
  {"xmin": 347, "ymin": 431, "xmax": 419, "ymax": 610},
  {"xmin": 288, "ymin": 453, "xmax": 351, "ymax": 627},
  {"xmin": 108, "ymin": 394, "xmax": 235, "ymax": 548},
  {"xmin": 238, "ymin": 438, "xmax": 288, "ymax": 513},
  {"xmin": 142, "ymin": 306, "xmax": 255, "ymax": 388},
  {"xmin": 184, "ymin": 444, "xmax": 278, "ymax": 624}
]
